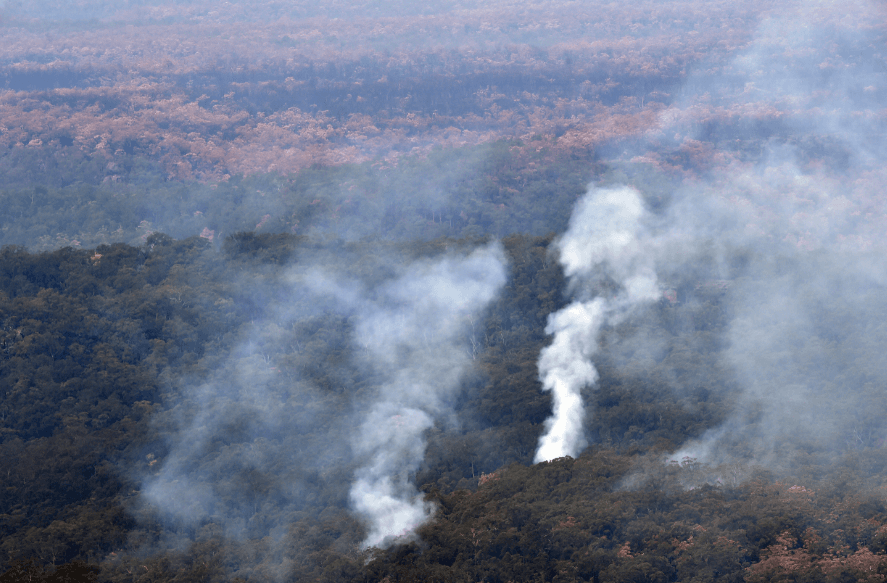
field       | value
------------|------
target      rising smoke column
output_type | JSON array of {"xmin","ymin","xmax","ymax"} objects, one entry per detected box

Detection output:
[
  {"xmin": 535, "ymin": 186, "xmax": 659, "ymax": 463},
  {"xmin": 349, "ymin": 242, "xmax": 507, "ymax": 548}
]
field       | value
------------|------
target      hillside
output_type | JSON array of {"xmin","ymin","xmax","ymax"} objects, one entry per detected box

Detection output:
[{"xmin": 2, "ymin": 1, "xmax": 887, "ymax": 582}]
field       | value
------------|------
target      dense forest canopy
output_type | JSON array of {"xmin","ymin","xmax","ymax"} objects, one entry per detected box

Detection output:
[{"xmin": 2, "ymin": 0, "xmax": 887, "ymax": 582}]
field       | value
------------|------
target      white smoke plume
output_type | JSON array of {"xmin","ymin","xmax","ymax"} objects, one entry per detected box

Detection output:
[
  {"xmin": 134, "ymin": 239, "xmax": 506, "ymax": 578},
  {"xmin": 535, "ymin": 186, "xmax": 659, "ymax": 463},
  {"xmin": 347, "ymin": 242, "xmax": 508, "ymax": 548}
]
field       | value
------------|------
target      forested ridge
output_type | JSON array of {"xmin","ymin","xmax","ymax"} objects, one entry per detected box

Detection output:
[
  {"xmin": 5, "ymin": 231, "xmax": 887, "ymax": 582},
  {"xmin": 3, "ymin": 0, "xmax": 887, "ymax": 582}
]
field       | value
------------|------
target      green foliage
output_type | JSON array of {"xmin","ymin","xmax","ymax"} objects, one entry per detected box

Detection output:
[
  {"xmin": 0, "ymin": 559, "xmax": 99, "ymax": 583},
  {"xmin": 0, "ymin": 140, "xmax": 596, "ymax": 252},
  {"xmin": 1, "ymin": 202, "xmax": 887, "ymax": 583}
]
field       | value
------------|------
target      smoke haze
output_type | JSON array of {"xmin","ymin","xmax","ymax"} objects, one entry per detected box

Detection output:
[
  {"xmin": 611, "ymin": 0, "xmax": 887, "ymax": 478},
  {"xmin": 131, "ymin": 0, "xmax": 887, "ymax": 549},
  {"xmin": 138, "ymin": 240, "xmax": 507, "ymax": 570},
  {"xmin": 11, "ymin": 0, "xmax": 887, "ymax": 579}
]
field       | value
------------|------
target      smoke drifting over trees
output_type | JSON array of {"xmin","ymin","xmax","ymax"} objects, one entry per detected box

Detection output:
[
  {"xmin": 138, "ymin": 240, "xmax": 506, "ymax": 560},
  {"xmin": 3, "ymin": 0, "xmax": 887, "ymax": 581},
  {"xmin": 633, "ymin": 0, "xmax": 887, "ymax": 478}
]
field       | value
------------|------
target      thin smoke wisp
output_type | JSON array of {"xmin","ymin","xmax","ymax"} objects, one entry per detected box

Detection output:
[{"xmin": 535, "ymin": 186, "xmax": 659, "ymax": 463}]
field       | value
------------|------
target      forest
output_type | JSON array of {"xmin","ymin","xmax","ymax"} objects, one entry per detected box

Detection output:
[{"xmin": 2, "ymin": 0, "xmax": 887, "ymax": 582}]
